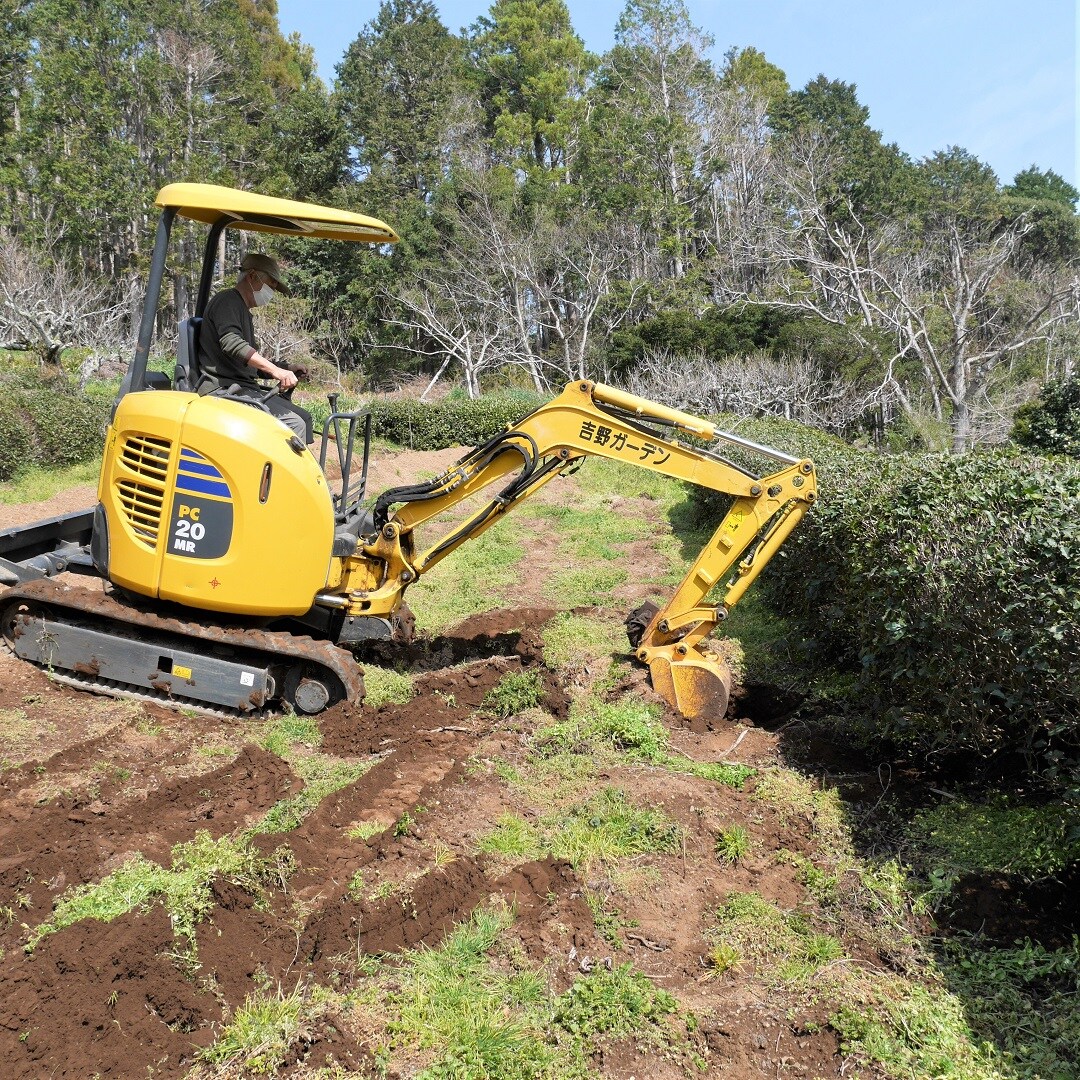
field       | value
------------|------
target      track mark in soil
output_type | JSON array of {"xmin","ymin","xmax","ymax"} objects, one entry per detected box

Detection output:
[{"xmin": 0, "ymin": 745, "xmax": 300, "ymax": 935}]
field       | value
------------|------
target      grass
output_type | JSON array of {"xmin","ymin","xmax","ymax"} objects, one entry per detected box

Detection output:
[
  {"xmin": 349, "ymin": 901, "xmax": 698, "ymax": 1078},
  {"xmin": 751, "ymin": 767, "xmax": 848, "ymax": 854},
  {"xmin": 540, "ymin": 610, "xmax": 627, "ymax": 674},
  {"xmin": 362, "ymin": 664, "xmax": 416, "ymax": 707},
  {"xmin": 543, "ymin": 564, "xmax": 628, "ymax": 607},
  {"xmin": 27, "ymin": 832, "xmax": 275, "ymax": 951},
  {"xmin": 831, "ymin": 981, "xmax": 1013, "ymax": 1080},
  {"xmin": 408, "ymin": 525, "xmax": 527, "ymax": 631},
  {"xmin": 0, "ymin": 707, "xmax": 55, "ymax": 760},
  {"xmin": 719, "ymin": 590, "xmax": 803, "ymax": 683},
  {"xmin": 711, "ymin": 891, "xmax": 844, "ymax": 984},
  {"xmin": 536, "ymin": 699, "xmax": 755, "ymax": 789},
  {"xmin": 476, "ymin": 786, "xmax": 680, "ymax": 871},
  {"xmin": 569, "ymin": 454, "xmax": 686, "ymax": 509},
  {"xmin": 257, "ymin": 712, "xmax": 322, "ymax": 756},
  {"xmin": 252, "ymin": 755, "xmax": 373, "ymax": 835},
  {"xmin": 911, "ymin": 796, "xmax": 1080, "ymax": 906},
  {"xmin": 715, "ymin": 825, "xmax": 751, "ymax": 864},
  {"xmin": 0, "ymin": 458, "xmax": 101, "ymax": 504},
  {"xmin": 355, "ymin": 903, "xmax": 575, "ymax": 1079},
  {"xmin": 345, "ymin": 819, "xmax": 384, "ymax": 841}
]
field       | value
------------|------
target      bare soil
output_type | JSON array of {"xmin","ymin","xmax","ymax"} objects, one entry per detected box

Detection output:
[{"xmin": 0, "ymin": 451, "xmax": 1059, "ymax": 1079}]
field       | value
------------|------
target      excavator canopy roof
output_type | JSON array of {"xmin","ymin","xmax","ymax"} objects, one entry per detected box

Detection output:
[{"xmin": 156, "ymin": 183, "xmax": 399, "ymax": 244}]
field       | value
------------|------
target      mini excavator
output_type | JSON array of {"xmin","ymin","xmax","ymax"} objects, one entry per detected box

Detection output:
[{"xmin": 0, "ymin": 185, "xmax": 816, "ymax": 723}]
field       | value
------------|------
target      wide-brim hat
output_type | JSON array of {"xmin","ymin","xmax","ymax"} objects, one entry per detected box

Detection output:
[{"xmin": 240, "ymin": 252, "xmax": 289, "ymax": 296}]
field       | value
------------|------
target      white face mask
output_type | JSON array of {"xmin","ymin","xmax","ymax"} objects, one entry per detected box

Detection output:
[{"xmin": 251, "ymin": 278, "xmax": 275, "ymax": 307}]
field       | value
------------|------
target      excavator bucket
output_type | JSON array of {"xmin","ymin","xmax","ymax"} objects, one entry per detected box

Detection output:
[
  {"xmin": 646, "ymin": 646, "xmax": 732, "ymax": 725},
  {"xmin": 626, "ymin": 602, "xmax": 731, "ymax": 724}
]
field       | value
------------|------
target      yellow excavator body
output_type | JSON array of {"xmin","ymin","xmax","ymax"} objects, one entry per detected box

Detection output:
[{"xmin": 99, "ymin": 390, "xmax": 335, "ymax": 616}]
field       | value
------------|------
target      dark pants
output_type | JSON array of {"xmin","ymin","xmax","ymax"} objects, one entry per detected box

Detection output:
[{"xmin": 206, "ymin": 384, "xmax": 313, "ymax": 444}]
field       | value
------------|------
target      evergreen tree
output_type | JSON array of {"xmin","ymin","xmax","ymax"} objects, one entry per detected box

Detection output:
[
  {"xmin": 1007, "ymin": 165, "xmax": 1080, "ymax": 209},
  {"xmin": 336, "ymin": 0, "xmax": 461, "ymax": 204},
  {"xmin": 770, "ymin": 75, "xmax": 917, "ymax": 223},
  {"xmin": 468, "ymin": 0, "xmax": 592, "ymax": 186}
]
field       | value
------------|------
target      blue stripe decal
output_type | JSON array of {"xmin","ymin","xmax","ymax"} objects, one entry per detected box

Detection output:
[
  {"xmin": 178, "ymin": 459, "xmax": 224, "ymax": 479},
  {"xmin": 180, "ymin": 448, "xmax": 205, "ymax": 461},
  {"xmin": 175, "ymin": 475, "xmax": 232, "ymax": 498}
]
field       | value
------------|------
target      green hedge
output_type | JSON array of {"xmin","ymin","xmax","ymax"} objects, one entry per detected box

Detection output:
[
  {"xmin": 689, "ymin": 417, "xmax": 1080, "ymax": 783},
  {"xmin": 0, "ymin": 375, "xmax": 111, "ymax": 479},
  {"xmin": 366, "ymin": 390, "xmax": 546, "ymax": 451}
]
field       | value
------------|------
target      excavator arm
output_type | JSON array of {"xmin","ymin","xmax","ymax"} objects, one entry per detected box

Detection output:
[{"xmin": 336, "ymin": 381, "xmax": 817, "ymax": 722}]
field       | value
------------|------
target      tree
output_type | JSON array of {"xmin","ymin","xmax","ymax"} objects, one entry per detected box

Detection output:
[
  {"xmin": 1012, "ymin": 371, "xmax": 1080, "ymax": 456},
  {"xmin": 336, "ymin": 0, "xmax": 461, "ymax": 204},
  {"xmin": 717, "ymin": 139, "xmax": 1080, "ymax": 451},
  {"xmin": 468, "ymin": 0, "xmax": 591, "ymax": 185},
  {"xmin": 769, "ymin": 75, "xmax": 918, "ymax": 224},
  {"xmin": 719, "ymin": 45, "xmax": 788, "ymax": 108},
  {"xmin": 1007, "ymin": 165, "xmax": 1080, "ymax": 209},
  {"xmin": 0, "ymin": 229, "xmax": 127, "ymax": 365},
  {"xmin": 585, "ymin": 0, "xmax": 716, "ymax": 281}
]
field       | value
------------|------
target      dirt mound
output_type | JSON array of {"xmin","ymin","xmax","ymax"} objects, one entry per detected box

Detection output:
[
  {"xmin": 320, "ymin": 613, "xmax": 567, "ymax": 757},
  {"xmin": 0, "ymin": 745, "xmax": 299, "ymax": 927},
  {"xmin": 1, "ymin": 906, "xmax": 217, "ymax": 1078}
]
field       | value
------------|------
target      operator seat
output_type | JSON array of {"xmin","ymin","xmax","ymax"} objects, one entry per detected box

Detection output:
[{"xmin": 174, "ymin": 317, "xmax": 204, "ymax": 391}]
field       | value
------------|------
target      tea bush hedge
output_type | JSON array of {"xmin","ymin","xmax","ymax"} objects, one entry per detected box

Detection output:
[
  {"xmin": 0, "ymin": 375, "xmax": 111, "ymax": 479},
  {"xmin": 691, "ymin": 420, "xmax": 1080, "ymax": 782},
  {"xmin": 367, "ymin": 390, "xmax": 546, "ymax": 451}
]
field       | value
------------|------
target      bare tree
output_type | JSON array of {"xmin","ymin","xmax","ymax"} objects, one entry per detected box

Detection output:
[
  {"xmin": 713, "ymin": 135, "xmax": 1080, "ymax": 451},
  {"xmin": 623, "ymin": 348, "xmax": 892, "ymax": 433},
  {"xmin": 0, "ymin": 229, "xmax": 127, "ymax": 367},
  {"xmin": 387, "ymin": 161, "xmax": 645, "ymax": 395},
  {"xmin": 390, "ymin": 270, "xmax": 521, "ymax": 399}
]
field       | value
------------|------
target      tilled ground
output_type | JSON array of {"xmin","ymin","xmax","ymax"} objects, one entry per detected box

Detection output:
[{"xmin": 0, "ymin": 594, "xmax": 859, "ymax": 1080}]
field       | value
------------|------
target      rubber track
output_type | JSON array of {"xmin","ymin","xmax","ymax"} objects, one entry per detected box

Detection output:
[{"xmin": 1, "ymin": 578, "xmax": 366, "ymax": 716}]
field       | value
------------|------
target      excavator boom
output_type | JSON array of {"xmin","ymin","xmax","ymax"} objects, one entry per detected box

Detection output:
[{"xmin": 341, "ymin": 380, "xmax": 817, "ymax": 721}]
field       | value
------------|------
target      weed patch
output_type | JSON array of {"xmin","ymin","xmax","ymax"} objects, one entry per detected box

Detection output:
[
  {"xmin": 483, "ymin": 670, "xmax": 545, "ymax": 717},
  {"xmin": 554, "ymin": 962, "xmax": 678, "ymax": 1040},
  {"xmin": 478, "ymin": 786, "xmax": 680, "ymax": 871},
  {"xmin": 27, "ymin": 832, "xmax": 276, "ymax": 951},
  {"xmin": 196, "ymin": 983, "xmax": 332, "ymax": 1076}
]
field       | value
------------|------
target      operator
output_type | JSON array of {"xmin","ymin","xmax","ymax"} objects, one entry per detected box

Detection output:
[{"xmin": 196, "ymin": 252, "xmax": 313, "ymax": 443}]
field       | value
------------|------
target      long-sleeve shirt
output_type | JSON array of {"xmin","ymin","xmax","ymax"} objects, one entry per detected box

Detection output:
[{"xmin": 197, "ymin": 287, "xmax": 260, "ymax": 391}]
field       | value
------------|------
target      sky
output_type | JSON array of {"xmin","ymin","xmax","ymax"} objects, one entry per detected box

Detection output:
[{"xmin": 274, "ymin": 0, "xmax": 1079, "ymax": 189}]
